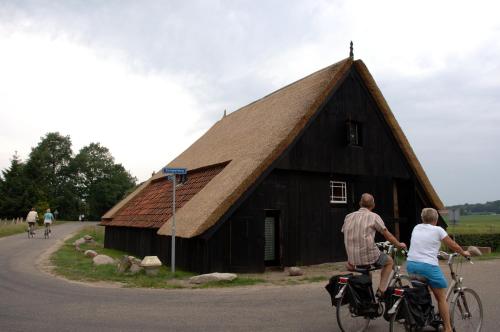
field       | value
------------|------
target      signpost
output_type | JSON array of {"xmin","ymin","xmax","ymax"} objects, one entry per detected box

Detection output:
[{"xmin": 163, "ymin": 167, "xmax": 187, "ymax": 274}]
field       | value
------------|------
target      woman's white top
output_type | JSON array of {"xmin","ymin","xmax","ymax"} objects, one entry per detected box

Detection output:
[{"xmin": 407, "ymin": 223, "xmax": 448, "ymax": 266}]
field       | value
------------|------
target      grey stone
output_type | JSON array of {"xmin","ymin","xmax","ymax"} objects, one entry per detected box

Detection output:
[
  {"xmin": 74, "ymin": 238, "xmax": 85, "ymax": 246},
  {"xmin": 288, "ymin": 267, "xmax": 304, "ymax": 276},
  {"xmin": 93, "ymin": 255, "xmax": 115, "ymax": 266},
  {"xmin": 84, "ymin": 250, "xmax": 98, "ymax": 258},
  {"xmin": 83, "ymin": 235, "xmax": 93, "ymax": 242},
  {"xmin": 467, "ymin": 246, "xmax": 482, "ymax": 256},
  {"xmin": 129, "ymin": 263, "xmax": 143, "ymax": 275},
  {"xmin": 117, "ymin": 255, "xmax": 132, "ymax": 273},
  {"xmin": 189, "ymin": 272, "xmax": 237, "ymax": 284}
]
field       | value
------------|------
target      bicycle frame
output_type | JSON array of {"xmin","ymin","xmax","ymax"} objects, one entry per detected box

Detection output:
[{"xmin": 442, "ymin": 252, "xmax": 468, "ymax": 298}]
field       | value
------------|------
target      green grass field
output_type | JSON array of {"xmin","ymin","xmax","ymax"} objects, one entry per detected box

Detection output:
[{"xmin": 444, "ymin": 214, "xmax": 500, "ymax": 234}]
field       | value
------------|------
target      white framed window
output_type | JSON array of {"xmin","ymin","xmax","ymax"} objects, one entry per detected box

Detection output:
[{"xmin": 330, "ymin": 181, "xmax": 347, "ymax": 204}]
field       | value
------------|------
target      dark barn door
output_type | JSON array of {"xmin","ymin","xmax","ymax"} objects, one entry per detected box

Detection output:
[{"xmin": 264, "ymin": 210, "xmax": 281, "ymax": 267}]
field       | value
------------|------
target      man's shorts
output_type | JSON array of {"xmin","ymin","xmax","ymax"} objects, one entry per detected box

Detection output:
[
  {"xmin": 373, "ymin": 252, "xmax": 389, "ymax": 268},
  {"xmin": 28, "ymin": 222, "xmax": 35, "ymax": 227},
  {"xmin": 355, "ymin": 252, "xmax": 389, "ymax": 269},
  {"xmin": 407, "ymin": 260, "xmax": 448, "ymax": 289}
]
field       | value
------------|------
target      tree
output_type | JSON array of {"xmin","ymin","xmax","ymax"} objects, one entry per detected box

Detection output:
[
  {"xmin": 0, "ymin": 152, "xmax": 31, "ymax": 218},
  {"xmin": 73, "ymin": 143, "xmax": 136, "ymax": 220},
  {"xmin": 24, "ymin": 132, "xmax": 77, "ymax": 218}
]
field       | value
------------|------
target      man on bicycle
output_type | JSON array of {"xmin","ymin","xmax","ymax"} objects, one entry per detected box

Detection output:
[
  {"xmin": 26, "ymin": 208, "xmax": 38, "ymax": 234},
  {"xmin": 44, "ymin": 208, "xmax": 55, "ymax": 234},
  {"xmin": 342, "ymin": 193, "xmax": 407, "ymax": 297},
  {"xmin": 407, "ymin": 208, "xmax": 470, "ymax": 332}
]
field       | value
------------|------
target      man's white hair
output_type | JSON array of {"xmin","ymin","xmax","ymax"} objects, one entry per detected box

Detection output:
[{"xmin": 421, "ymin": 208, "xmax": 438, "ymax": 224}]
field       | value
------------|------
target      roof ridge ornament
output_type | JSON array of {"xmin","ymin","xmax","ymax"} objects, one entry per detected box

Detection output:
[
  {"xmin": 349, "ymin": 41, "xmax": 354, "ymax": 59},
  {"xmin": 222, "ymin": 109, "xmax": 227, "ymax": 119}
]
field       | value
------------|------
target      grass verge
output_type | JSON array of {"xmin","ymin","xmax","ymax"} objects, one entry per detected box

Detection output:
[{"xmin": 50, "ymin": 226, "xmax": 267, "ymax": 289}]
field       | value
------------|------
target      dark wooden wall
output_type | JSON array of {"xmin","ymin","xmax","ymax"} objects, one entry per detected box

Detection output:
[{"xmin": 218, "ymin": 67, "xmax": 427, "ymax": 272}]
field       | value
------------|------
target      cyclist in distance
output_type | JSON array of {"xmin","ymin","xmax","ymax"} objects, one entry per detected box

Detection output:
[
  {"xmin": 26, "ymin": 207, "xmax": 38, "ymax": 234},
  {"xmin": 342, "ymin": 193, "xmax": 407, "ymax": 297},
  {"xmin": 407, "ymin": 208, "xmax": 471, "ymax": 332},
  {"xmin": 43, "ymin": 208, "xmax": 55, "ymax": 234}
]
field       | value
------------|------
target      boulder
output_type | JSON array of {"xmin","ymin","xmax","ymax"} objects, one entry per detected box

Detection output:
[
  {"xmin": 117, "ymin": 255, "xmax": 132, "ymax": 273},
  {"xmin": 83, "ymin": 235, "xmax": 93, "ymax": 242},
  {"xmin": 467, "ymin": 246, "xmax": 482, "ymax": 257},
  {"xmin": 189, "ymin": 272, "xmax": 237, "ymax": 284},
  {"xmin": 129, "ymin": 256, "xmax": 142, "ymax": 265},
  {"xmin": 129, "ymin": 263, "xmax": 144, "ymax": 275},
  {"xmin": 84, "ymin": 250, "xmax": 98, "ymax": 258},
  {"xmin": 93, "ymin": 255, "xmax": 115, "ymax": 266},
  {"xmin": 74, "ymin": 238, "xmax": 86, "ymax": 246},
  {"xmin": 288, "ymin": 266, "xmax": 304, "ymax": 276}
]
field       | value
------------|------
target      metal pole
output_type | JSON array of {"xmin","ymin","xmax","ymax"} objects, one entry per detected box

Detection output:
[{"xmin": 171, "ymin": 174, "xmax": 176, "ymax": 274}]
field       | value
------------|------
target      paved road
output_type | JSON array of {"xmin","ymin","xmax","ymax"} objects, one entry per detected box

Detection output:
[{"xmin": 0, "ymin": 222, "xmax": 497, "ymax": 331}]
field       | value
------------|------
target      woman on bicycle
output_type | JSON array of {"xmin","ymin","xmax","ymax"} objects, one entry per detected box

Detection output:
[
  {"xmin": 407, "ymin": 208, "xmax": 470, "ymax": 332},
  {"xmin": 43, "ymin": 208, "xmax": 55, "ymax": 233}
]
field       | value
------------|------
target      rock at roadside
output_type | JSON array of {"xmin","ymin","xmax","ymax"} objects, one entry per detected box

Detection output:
[
  {"xmin": 288, "ymin": 266, "xmax": 304, "ymax": 276},
  {"xmin": 84, "ymin": 250, "xmax": 98, "ymax": 258},
  {"xmin": 93, "ymin": 255, "xmax": 115, "ymax": 266},
  {"xmin": 129, "ymin": 263, "xmax": 144, "ymax": 275},
  {"xmin": 117, "ymin": 255, "xmax": 132, "ymax": 273},
  {"xmin": 189, "ymin": 272, "xmax": 237, "ymax": 284},
  {"xmin": 467, "ymin": 246, "xmax": 482, "ymax": 256},
  {"xmin": 140, "ymin": 256, "xmax": 162, "ymax": 276},
  {"xmin": 74, "ymin": 238, "xmax": 85, "ymax": 246},
  {"xmin": 83, "ymin": 235, "xmax": 94, "ymax": 243}
]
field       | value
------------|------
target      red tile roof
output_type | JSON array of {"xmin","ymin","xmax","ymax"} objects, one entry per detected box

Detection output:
[{"xmin": 102, "ymin": 163, "xmax": 227, "ymax": 228}]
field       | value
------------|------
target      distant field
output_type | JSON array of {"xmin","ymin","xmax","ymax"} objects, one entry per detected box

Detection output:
[{"xmin": 445, "ymin": 214, "xmax": 500, "ymax": 234}]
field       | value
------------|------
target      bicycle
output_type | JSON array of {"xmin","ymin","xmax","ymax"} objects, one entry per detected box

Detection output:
[
  {"xmin": 27, "ymin": 223, "xmax": 36, "ymax": 239},
  {"xmin": 388, "ymin": 251, "xmax": 483, "ymax": 332},
  {"xmin": 44, "ymin": 223, "xmax": 51, "ymax": 239},
  {"xmin": 331, "ymin": 241, "xmax": 411, "ymax": 332}
]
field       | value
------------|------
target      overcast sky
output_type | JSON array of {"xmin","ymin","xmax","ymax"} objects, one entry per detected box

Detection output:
[{"xmin": 0, "ymin": 0, "xmax": 499, "ymax": 206}]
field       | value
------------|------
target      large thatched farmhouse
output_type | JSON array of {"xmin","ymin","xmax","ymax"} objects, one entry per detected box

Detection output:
[{"xmin": 101, "ymin": 56, "xmax": 444, "ymax": 273}]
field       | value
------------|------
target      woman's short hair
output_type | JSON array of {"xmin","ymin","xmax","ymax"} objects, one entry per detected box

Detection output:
[{"xmin": 421, "ymin": 208, "xmax": 438, "ymax": 224}]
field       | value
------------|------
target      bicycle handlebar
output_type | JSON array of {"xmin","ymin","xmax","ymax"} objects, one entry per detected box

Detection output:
[
  {"xmin": 439, "ymin": 251, "xmax": 473, "ymax": 265},
  {"xmin": 376, "ymin": 241, "xmax": 407, "ymax": 257}
]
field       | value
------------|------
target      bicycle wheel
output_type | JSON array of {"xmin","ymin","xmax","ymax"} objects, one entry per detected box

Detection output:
[
  {"xmin": 336, "ymin": 290, "xmax": 370, "ymax": 332},
  {"xmin": 450, "ymin": 288, "xmax": 483, "ymax": 332},
  {"xmin": 389, "ymin": 302, "xmax": 412, "ymax": 332},
  {"xmin": 44, "ymin": 227, "xmax": 49, "ymax": 239}
]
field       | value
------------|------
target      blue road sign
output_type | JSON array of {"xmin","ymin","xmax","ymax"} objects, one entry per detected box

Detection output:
[{"xmin": 163, "ymin": 167, "xmax": 187, "ymax": 175}]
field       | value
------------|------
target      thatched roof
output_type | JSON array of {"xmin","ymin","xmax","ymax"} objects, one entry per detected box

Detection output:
[{"xmin": 103, "ymin": 57, "xmax": 443, "ymax": 238}]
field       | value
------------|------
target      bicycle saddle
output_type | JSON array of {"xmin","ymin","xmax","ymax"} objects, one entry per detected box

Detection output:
[{"xmin": 409, "ymin": 273, "xmax": 428, "ymax": 286}]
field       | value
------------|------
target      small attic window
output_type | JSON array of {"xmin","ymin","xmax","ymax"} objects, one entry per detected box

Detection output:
[
  {"xmin": 347, "ymin": 121, "xmax": 362, "ymax": 146},
  {"xmin": 330, "ymin": 181, "xmax": 347, "ymax": 204}
]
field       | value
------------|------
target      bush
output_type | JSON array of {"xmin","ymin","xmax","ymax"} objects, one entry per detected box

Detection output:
[{"xmin": 454, "ymin": 233, "xmax": 500, "ymax": 251}]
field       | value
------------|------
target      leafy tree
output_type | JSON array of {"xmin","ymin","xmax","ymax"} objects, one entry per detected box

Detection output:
[
  {"xmin": 24, "ymin": 132, "xmax": 77, "ymax": 218},
  {"xmin": 73, "ymin": 143, "xmax": 136, "ymax": 220},
  {"xmin": 0, "ymin": 152, "xmax": 31, "ymax": 218}
]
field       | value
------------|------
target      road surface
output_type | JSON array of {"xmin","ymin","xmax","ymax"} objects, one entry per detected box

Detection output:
[{"xmin": 0, "ymin": 222, "xmax": 496, "ymax": 331}]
